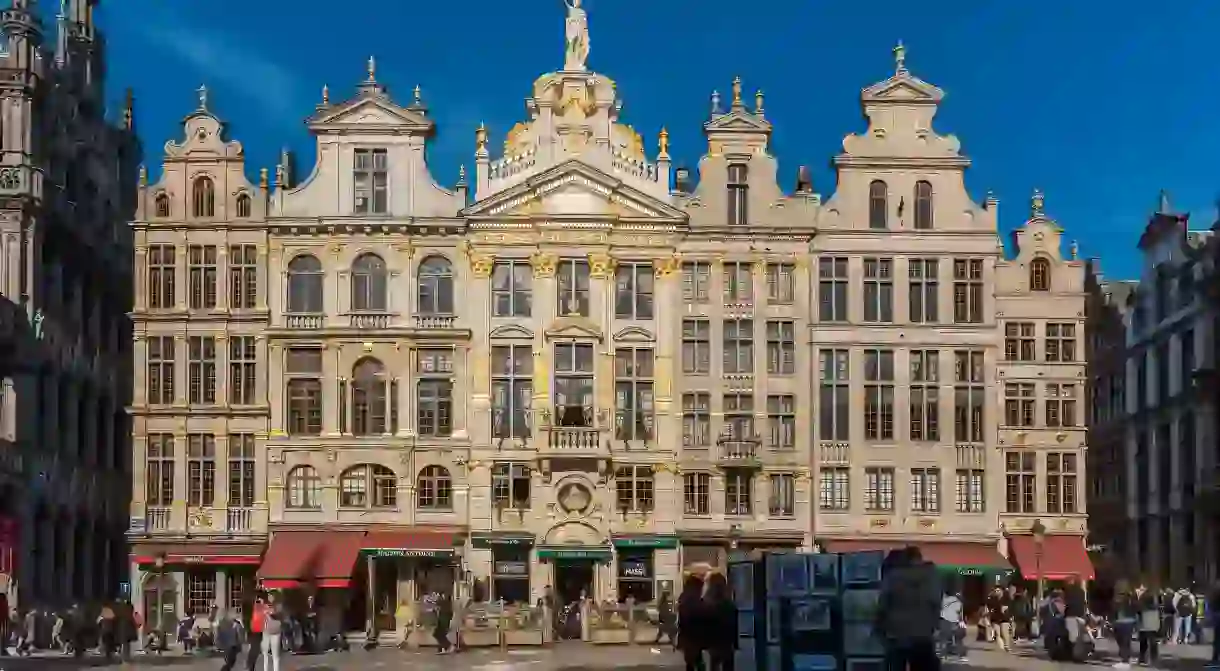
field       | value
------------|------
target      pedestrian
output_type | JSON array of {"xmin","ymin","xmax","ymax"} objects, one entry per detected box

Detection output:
[
  {"xmin": 97, "ymin": 601, "xmax": 117, "ymax": 661},
  {"xmin": 433, "ymin": 592, "xmax": 454, "ymax": 654},
  {"xmin": 655, "ymin": 589, "xmax": 677, "ymax": 648},
  {"xmin": 1173, "ymin": 587, "xmax": 1196, "ymax": 645},
  {"xmin": 986, "ymin": 586, "xmax": 1012, "ymax": 652},
  {"xmin": 1206, "ymin": 581, "xmax": 1220, "ymax": 669},
  {"xmin": 1137, "ymin": 584, "xmax": 1161, "ymax": 665},
  {"xmin": 216, "ymin": 608, "xmax": 244, "ymax": 671},
  {"xmin": 876, "ymin": 547, "xmax": 941, "ymax": 671},
  {"xmin": 1111, "ymin": 581, "xmax": 1139, "ymax": 670},
  {"xmin": 22, "ymin": 607, "xmax": 36, "ymax": 656},
  {"xmin": 1011, "ymin": 586, "xmax": 1031, "ymax": 641},
  {"xmin": 938, "ymin": 582, "xmax": 967, "ymax": 662},
  {"xmin": 245, "ymin": 595, "xmax": 265, "ymax": 671},
  {"xmin": 260, "ymin": 593, "xmax": 283, "ymax": 671},
  {"xmin": 395, "ymin": 598, "xmax": 415, "ymax": 649},
  {"xmin": 677, "ymin": 574, "xmax": 707, "ymax": 671},
  {"xmin": 703, "ymin": 573, "xmax": 737, "ymax": 671}
]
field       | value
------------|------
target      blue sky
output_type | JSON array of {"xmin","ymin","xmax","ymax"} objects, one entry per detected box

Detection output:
[{"xmin": 93, "ymin": 0, "xmax": 1220, "ymax": 280}]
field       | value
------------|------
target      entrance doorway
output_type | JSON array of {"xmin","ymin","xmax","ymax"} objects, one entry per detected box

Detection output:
[{"xmin": 554, "ymin": 560, "xmax": 594, "ymax": 604}]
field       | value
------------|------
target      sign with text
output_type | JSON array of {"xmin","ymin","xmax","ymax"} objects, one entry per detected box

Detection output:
[
  {"xmin": 618, "ymin": 560, "xmax": 651, "ymax": 579},
  {"xmin": 493, "ymin": 561, "xmax": 528, "ymax": 576},
  {"xmin": 363, "ymin": 548, "xmax": 453, "ymax": 559}
]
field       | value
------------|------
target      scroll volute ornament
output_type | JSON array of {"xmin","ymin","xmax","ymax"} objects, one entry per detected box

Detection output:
[{"xmin": 654, "ymin": 254, "xmax": 681, "ymax": 278}]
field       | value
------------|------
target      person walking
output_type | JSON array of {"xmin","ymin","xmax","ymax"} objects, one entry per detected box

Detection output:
[
  {"xmin": 677, "ymin": 575, "xmax": 707, "ymax": 671},
  {"xmin": 98, "ymin": 602, "xmax": 118, "ymax": 662},
  {"xmin": 216, "ymin": 608, "xmax": 245, "ymax": 671},
  {"xmin": 704, "ymin": 573, "xmax": 737, "ymax": 671},
  {"xmin": 1173, "ymin": 587, "xmax": 1196, "ymax": 645},
  {"xmin": 245, "ymin": 596, "xmax": 265, "ymax": 671},
  {"xmin": 655, "ymin": 589, "xmax": 677, "ymax": 648},
  {"xmin": 876, "ymin": 547, "xmax": 941, "ymax": 671},
  {"xmin": 260, "ymin": 594, "xmax": 283, "ymax": 671},
  {"xmin": 1111, "ymin": 581, "xmax": 1139, "ymax": 670},
  {"xmin": 986, "ymin": 586, "xmax": 1012, "ymax": 652},
  {"xmin": 1137, "ymin": 585, "xmax": 1161, "ymax": 666},
  {"xmin": 938, "ymin": 582, "xmax": 967, "ymax": 662},
  {"xmin": 433, "ymin": 592, "xmax": 454, "ymax": 654}
]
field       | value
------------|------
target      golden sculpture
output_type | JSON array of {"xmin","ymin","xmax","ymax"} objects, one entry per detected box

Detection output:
[
  {"xmin": 470, "ymin": 254, "xmax": 495, "ymax": 279},
  {"xmin": 587, "ymin": 252, "xmax": 616, "ymax": 279},
  {"xmin": 529, "ymin": 251, "xmax": 558, "ymax": 278},
  {"xmin": 654, "ymin": 254, "xmax": 681, "ymax": 278},
  {"xmin": 731, "ymin": 76, "xmax": 743, "ymax": 106},
  {"xmin": 658, "ymin": 128, "xmax": 670, "ymax": 157}
]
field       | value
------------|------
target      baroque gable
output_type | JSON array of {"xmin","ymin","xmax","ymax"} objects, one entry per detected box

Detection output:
[{"xmin": 308, "ymin": 96, "xmax": 433, "ymax": 135}]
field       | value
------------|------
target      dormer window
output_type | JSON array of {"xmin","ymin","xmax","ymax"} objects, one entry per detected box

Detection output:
[
  {"xmin": 1030, "ymin": 258, "xmax": 1050, "ymax": 292},
  {"xmin": 192, "ymin": 176, "xmax": 215, "ymax": 218},
  {"xmin": 727, "ymin": 163, "xmax": 748, "ymax": 226},
  {"xmin": 154, "ymin": 193, "xmax": 170, "ymax": 218},
  {"xmin": 235, "ymin": 193, "xmax": 251, "ymax": 218},
  {"xmin": 868, "ymin": 180, "xmax": 888, "ymax": 229},
  {"xmin": 354, "ymin": 148, "xmax": 388, "ymax": 215},
  {"xmin": 914, "ymin": 181, "xmax": 933, "ymax": 230}
]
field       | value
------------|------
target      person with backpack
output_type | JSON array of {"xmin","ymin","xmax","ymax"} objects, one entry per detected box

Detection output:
[
  {"xmin": 938, "ymin": 582, "xmax": 967, "ymax": 662},
  {"xmin": 1174, "ymin": 587, "xmax": 1197, "ymax": 645}
]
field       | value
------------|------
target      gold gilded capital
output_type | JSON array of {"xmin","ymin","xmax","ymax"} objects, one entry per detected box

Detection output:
[
  {"xmin": 752, "ymin": 259, "xmax": 767, "ymax": 276},
  {"xmin": 470, "ymin": 253, "xmax": 495, "ymax": 279},
  {"xmin": 529, "ymin": 251, "xmax": 558, "ymax": 278},
  {"xmin": 588, "ymin": 253, "xmax": 616, "ymax": 279},
  {"xmin": 654, "ymin": 254, "xmax": 682, "ymax": 278}
]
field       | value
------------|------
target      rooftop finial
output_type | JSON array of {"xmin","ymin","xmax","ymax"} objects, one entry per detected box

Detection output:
[
  {"xmin": 367, "ymin": 55, "xmax": 376, "ymax": 82},
  {"xmin": 196, "ymin": 84, "xmax": 208, "ymax": 110},
  {"xmin": 413, "ymin": 84, "xmax": 422, "ymax": 105},
  {"xmin": 1070, "ymin": 240, "xmax": 1079, "ymax": 260},
  {"xmin": 458, "ymin": 164, "xmax": 467, "ymax": 184},
  {"xmin": 731, "ymin": 76, "xmax": 743, "ymax": 107},
  {"xmin": 710, "ymin": 90, "xmax": 722, "ymax": 115},
  {"xmin": 894, "ymin": 41, "xmax": 907, "ymax": 74},
  {"xmin": 755, "ymin": 90, "xmax": 765, "ymax": 116},
  {"xmin": 657, "ymin": 128, "xmax": 670, "ymax": 159},
  {"xmin": 475, "ymin": 123, "xmax": 488, "ymax": 153},
  {"xmin": 1031, "ymin": 188, "xmax": 1045, "ymax": 218},
  {"xmin": 321, "ymin": 84, "xmax": 329, "ymax": 105},
  {"xmin": 1156, "ymin": 189, "xmax": 1172, "ymax": 215}
]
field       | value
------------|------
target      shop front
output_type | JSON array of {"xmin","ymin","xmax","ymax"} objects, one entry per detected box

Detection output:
[
  {"xmin": 536, "ymin": 545, "xmax": 613, "ymax": 605},
  {"xmin": 678, "ymin": 530, "xmax": 805, "ymax": 577},
  {"xmin": 470, "ymin": 532, "xmax": 535, "ymax": 604},
  {"xmin": 1005, "ymin": 533, "xmax": 1094, "ymax": 590},
  {"xmin": 360, "ymin": 529, "xmax": 464, "ymax": 631},
  {"xmin": 258, "ymin": 531, "xmax": 365, "ymax": 634},
  {"xmin": 132, "ymin": 542, "xmax": 265, "ymax": 629},
  {"xmin": 612, "ymin": 534, "xmax": 678, "ymax": 603}
]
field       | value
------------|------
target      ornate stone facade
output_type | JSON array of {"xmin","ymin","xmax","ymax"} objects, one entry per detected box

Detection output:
[{"xmin": 129, "ymin": 4, "xmax": 1089, "ymax": 626}]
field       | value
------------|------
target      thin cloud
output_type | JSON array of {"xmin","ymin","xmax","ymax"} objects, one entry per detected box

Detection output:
[{"xmin": 136, "ymin": 20, "xmax": 301, "ymax": 120}]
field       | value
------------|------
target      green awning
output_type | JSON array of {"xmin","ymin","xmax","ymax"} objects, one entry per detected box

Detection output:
[
  {"xmin": 612, "ymin": 535, "xmax": 679, "ymax": 549},
  {"xmin": 362, "ymin": 548, "xmax": 454, "ymax": 559},
  {"xmin": 938, "ymin": 564, "xmax": 1013, "ymax": 578},
  {"xmin": 470, "ymin": 532, "xmax": 536, "ymax": 549},
  {"xmin": 536, "ymin": 545, "xmax": 613, "ymax": 560}
]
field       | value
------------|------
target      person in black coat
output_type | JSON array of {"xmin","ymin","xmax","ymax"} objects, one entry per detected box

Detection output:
[
  {"xmin": 677, "ymin": 575, "xmax": 707, "ymax": 671},
  {"xmin": 704, "ymin": 573, "xmax": 738, "ymax": 671}
]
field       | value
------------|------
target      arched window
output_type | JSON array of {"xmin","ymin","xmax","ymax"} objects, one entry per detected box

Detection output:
[
  {"xmin": 235, "ymin": 193, "xmax": 251, "ymax": 218},
  {"xmin": 339, "ymin": 464, "xmax": 397, "ymax": 508},
  {"xmin": 868, "ymin": 180, "xmax": 888, "ymax": 229},
  {"xmin": 1030, "ymin": 258, "xmax": 1051, "ymax": 291},
  {"xmin": 286, "ymin": 466, "xmax": 321, "ymax": 509},
  {"xmin": 914, "ymin": 181, "xmax": 933, "ymax": 230},
  {"xmin": 351, "ymin": 253, "xmax": 388, "ymax": 311},
  {"xmin": 286, "ymin": 255, "xmax": 324, "ymax": 313},
  {"xmin": 192, "ymin": 176, "xmax": 215, "ymax": 218},
  {"xmin": 352, "ymin": 357, "xmax": 387, "ymax": 435},
  {"xmin": 417, "ymin": 256, "xmax": 454, "ymax": 315},
  {"xmin": 154, "ymin": 193, "xmax": 170, "ymax": 218},
  {"xmin": 417, "ymin": 465, "xmax": 452, "ymax": 510}
]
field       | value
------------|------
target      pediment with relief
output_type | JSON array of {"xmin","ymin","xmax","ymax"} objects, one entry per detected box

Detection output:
[
  {"xmin": 861, "ymin": 73, "xmax": 943, "ymax": 104},
  {"xmin": 704, "ymin": 110, "xmax": 772, "ymax": 133},
  {"xmin": 545, "ymin": 316, "xmax": 603, "ymax": 341},
  {"xmin": 489, "ymin": 324, "xmax": 535, "ymax": 340},
  {"xmin": 463, "ymin": 159, "xmax": 686, "ymax": 221},
  {"xmin": 309, "ymin": 98, "xmax": 432, "ymax": 132}
]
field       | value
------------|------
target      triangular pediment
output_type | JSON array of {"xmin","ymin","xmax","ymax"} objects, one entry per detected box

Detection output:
[
  {"xmin": 545, "ymin": 316, "xmax": 603, "ymax": 341},
  {"xmin": 462, "ymin": 159, "xmax": 686, "ymax": 220},
  {"xmin": 703, "ymin": 110, "xmax": 772, "ymax": 134},
  {"xmin": 309, "ymin": 96, "xmax": 432, "ymax": 133},
  {"xmin": 862, "ymin": 73, "xmax": 944, "ymax": 104}
]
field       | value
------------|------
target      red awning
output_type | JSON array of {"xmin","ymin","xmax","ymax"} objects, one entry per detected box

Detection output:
[
  {"xmin": 258, "ymin": 531, "xmax": 365, "ymax": 589},
  {"xmin": 1007, "ymin": 534, "xmax": 1094, "ymax": 581},
  {"xmin": 823, "ymin": 539, "xmax": 1011, "ymax": 570},
  {"xmin": 362, "ymin": 530, "xmax": 459, "ymax": 553}
]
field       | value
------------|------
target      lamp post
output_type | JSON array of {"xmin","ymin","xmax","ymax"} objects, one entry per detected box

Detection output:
[
  {"xmin": 153, "ymin": 554, "xmax": 166, "ymax": 651},
  {"xmin": 1031, "ymin": 519, "xmax": 1047, "ymax": 602}
]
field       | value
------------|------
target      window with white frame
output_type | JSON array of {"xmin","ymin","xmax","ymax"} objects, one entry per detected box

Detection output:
[
  {"xmin": 952, "ymin": 258, "xmax": 984, "ymax": 324},
  {"xmin": 492, "ymin": 260, "xmax": 532, "ymax": 317},
  {"xmin": 766, "ymin": 320, "xmax": 795, "ymax": 375},
  {"xmin": 556, "ymin": 260, "xmax": 590, "ymax": 317},
  {"xmin": 765, "ymin": 263, "xmax": 795, "ymax": 304},
  {"xmin": 614, "ymin": 262, "xmax": 655, "ymax": 319},
  {"xmin": 818, "ymin": 257, "xmax": 849, "ymax": 322},
  {"xmin": 228, "ymin": 244, "xmax": 258, "ymax": 310},
  {"xmin": 353, "ymin": 148, "xmax": 388, "ymax": 214},
  {"xmin": 1045, "ymin": 323, "xmax": 1077, "ymax": 362},
  {"xmin": 681, "ymin": 319, "xmax": 711, "ymax": 374},
  {"xmin": 614, "ymin": 349, "xmax": 655, "ymax": 441},
  {"xmin": 862, "ymin": 258, "xmax": 893, "ymax": 323},
  {"xmin": 819, "ymin": 467, "xmax": 849, "ymax": 510},
  {"xmin": 1004, "ymin": 382, "xmax": 1036, "ymax": 427},
  {"xmin": 492, "ymin": 345, "xmax": 533, "ymax": 440},
  {"xmin": 863, "ymin": 349, "xmax": 895, "ymax": 441},
  {"xmin": 723, "ymin": 319, "xmax": 753, "ymax": 374},
  {"xmin": 188, "ymin": 336, "xmax": 217, "ymax": 405},
  {"xmin": 909, "ymin": 350, "xmax": 939, "ymax": 441},
  {"xmin": 683, "ymin": 472, "xmax": 710, "ymax": 515},
  {"xmin": 819, "ymin": 349, "xmax": 850, "ymax": 440},
  {"xmin": 229, "ymin": 336, "xmax": 257, "ymax": 406},
  {"xmin": 146, "ymin": 433, "xmax": 175, "ymax": 506},
  {"xmin": 910, "ymin": 468, "xmax": 940, "ymax": 514},
  {"xmin": 1045, "ymin": 383, "xmax": 1078, "ymax": 428},
  {"xmin": 953, "ymin": 350, "xmax": 985, "ymax": 443},
  {"xmin": 681, "ymin": 393, "xmax": 711, "ymax": 448},
  {"xmin": 492, "ymin": 463, "xmax": 532, "ymax": 509},
  {"xmin": 615, "ymin": 465, "xmax": 655, "ymax": 512},
  {"xmin": 907, "ymin": 258, "xmax": 939, "ymax": 323},
  {"xmin": 227, "ymin": 433, "xmax": 256, "ymax": 507},
  {"xmin": 955, "ymin": 469, "xmax": 984, "ymax": 513},
  {"xmin": 725, "ymin": 469, "xmax": 752, "ymax": 515},
  {"xmin": 1046, "ymin": 452, "xmax": 1078, "ymax": 513},
  {"xmin": 723, "ymin": 261, "xmax": 753, "ymax": 304},
  {"xmin": 864, "ymin": 467, "xmax": 894, "ymax": 512},
  {"xmin": 681, "ymin": 262, "xmax": 711, "ymax": 303},
  {"xmin": 768, "ymin": 473, "xmax": 795, "ymax": 517},
  {"xmin": 554, "ymin": 343, "xmax": 594, "ymax": 426},
  {"xmin": 188, "ymin": 244, "xmax": 218, "ymax": 310},
  {"xmin": 767, "ymin": 395, "xmax": 795, "ymax": 450}
]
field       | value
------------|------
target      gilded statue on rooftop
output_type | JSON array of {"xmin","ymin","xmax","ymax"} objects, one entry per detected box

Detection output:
[{"xmin": 564, "ymin": 0, "xmax": 590, "ymax": 71}]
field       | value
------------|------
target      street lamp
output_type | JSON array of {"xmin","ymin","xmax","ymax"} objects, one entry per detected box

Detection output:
[
  {"xmin": 1031, "ymin": 519, "xmax": 1047, "ymax": 602},
  {"xmin": 153, "ymin": 553, "xmax": 166, "ymax": 652}
]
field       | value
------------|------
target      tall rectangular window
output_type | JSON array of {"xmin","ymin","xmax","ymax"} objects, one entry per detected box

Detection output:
[
  {"xmin": 188, "ymin": 245, "xmax": 218, "ymax": 310},
  {"xmin": 681, "ymin": 262, "xmax": 711, "ymax": 303},
  {"xmin": 955, "ymin": 469, "xmax": 984, "ymax": 513},
  {"xmin": 864, "ymin": 349, "xmax": 895, "ymax": 441},
  {"xmin": 492, "ymin": 345, "xmax": 533, "ymax": 440},
  {"xmin": 614, "ymin": 465, "xmax": 655, "ymax": 513},
  {"xmin": 910, "ymin": 468, "xmax": 940, "ymax": 514},
  {"xmin": 864, "ymin": 467, "xmax": 895, "ymax": 512},
  {"xmin": 723, "ymin": 319, "xmax": 754, "ymax": 374},
  {"xmin": 187, "ymin": 433, "xmax": 216, "ymax": 507},
  {"xmin": 727, "ymin": 163, "xmax": 748, "ymax": 226},
  {"xmin": 723, "ymin": 261, "xmax": 753, "ymax": 304},
  {"xmin": 1046, "ymin": 452, "xmax": 1077, "ymax": 514},
  {"xmin": 286, "ymin": 347, "xmax": 324, "ymax": 436},
  {"xmin": 147, "ymin": 336, "xmax": 176, "ymax": 405},
  {"xmin": 818, "ymin": 257, "xmax": 849, "ymax": 322},
  {"xmin": 614, "ymin": 349, "xmax": 655, "ymax": 441},
  {"xmin": 819, "ymin": 349, "xmax": 850, "ymax": 440},
  {"xmin": 188, "ymin": 335, "xmax": 217, "ymax": 405},
  {"xmin": 228, "ymin": 244, "xmax": 258, "ymax": 310},
  {"xmin": 909, "ymin": 350, "xmax": 939, "ymax": 441},
  {"xmin": 353, "ymin": 148, "xmax": 388, "ymax": 214},
  {"xmin": 554, "ymin": 343, "xmax": 594, "ymax": 426},
  {"xmin": 765, "ymin": 263, "xmax": 795, "ymax": 304},
  {"xmin": 723, "ymin": 393, "xmax": 755, "ymax": 441},
  {"xmin": 1004, "ymin": 451, "xmax": 1036, "ymax": 513},
  {"xmin": 907, "ymin": 258, "xmax": 939, "ymax": 323},
  {"xmin": 417, "ymin": 351, "xmax": 454, "ymax": 437},
  {"xmin": 1046, "ymin": 322, "xmax": 1077, "ymax": 363},
  {"xmin": 1004, "ymin": 382, "xmax": 1036, "ymax": 427},
  {"xmin": 1004, "ymin": 322, "xmax": 1036, "ymax": 361},
  {"xmin": 146, "ymin": 433, "xmax": 175, "ymax": 506},
  {"xmin": 953, "ymin": 350, "xmax": 985, "ymax": 443},
  {"xmin": 681, "ymin": 319, "xmax": 711, "ymax": 374},
  {"xmin": 492, "ymin": 463, "xmax": 532, "ymax": 509},
  {"xmin": 228, "ymin": 336, "xmax": 257, "ymax": 405},
  {"xmin": 1044, "ymin": 383, "xmax": 1078, "ymax": 428},
  {"xmin": 725, "ymin": 469, "xmax": 753, "ymax": 515},
  {"xmin": 148, "ymin": 244, "xmax": 176, "ymax": 309},
  {"xmin": 819, "ymin": 467, "xmax": 850, "ymax": 510},
  {"xmin": 683, "ymin": 472, "xmax": 710, "ymax": 516},
  {"xmin": 862, "ymin": 258, "xmax": 893, "ymax": 322},
  {"xmin": 682, "ymin": 393, "xmax": 711, "ymax": 448},
  {"xmin": 227, "ymin": 433, "xmax": 256, "ymax": 507},
  {"xmin": 614, "ymin": 262, "xmax": 655, "ymax": 319},
  {"xmin": 556, "ymin": 260, "xmax": 590, "ymax": 317},
  {"xmin": 766, "ymin": 320, "xmax": 795, "ymax": 375},
  {"xmin": 491, "ymin": 260, "xmax": 532, "ymax": 317},
  {"xmin": 767, "ymin": 395, "xmax": 796, "ymax": 450},
  {"xmin": 952, "ymin": 258, "xmax": 984, "ymax": 324},
  {"xmin": 768, "ymin": 474, "xmax": 796, "ymax": 518}
]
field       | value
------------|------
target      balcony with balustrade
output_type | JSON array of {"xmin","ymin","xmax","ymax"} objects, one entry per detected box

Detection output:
[
  {"xmin": 537, "ymin": 405, "xmax": 610, "ymax": 457},
  {"xmin": 145, "ymin": 506, "xmax": 171, "ymax": 532},
  {"xmin": 716, "ymin": 433, "xmax": 762, "ymax": 467},
  {"xmin": 285, "ymin": 313, "xmax": 325, "ymax": 330}
]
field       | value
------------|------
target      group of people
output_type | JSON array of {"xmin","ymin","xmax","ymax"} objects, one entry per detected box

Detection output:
[
  {"xmin": 651, "ymin": 572, "xmax": 737, "ymax": 671},
  {"xmin": 0, "ymin": 601, "xmax": 138, "ymax": 660},
  {"xmin": 1109, "ymin": 582, "xmax": 1218, "ymax": 669}
]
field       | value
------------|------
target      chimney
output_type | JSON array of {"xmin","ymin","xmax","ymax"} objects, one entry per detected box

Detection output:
[
  {"xmin": 674, "ymin": 167, "xmax": 693, "ymax": 194},
  {"xmin": 795, "ymin": 166, "xmax": 813, "ymax": 194}
]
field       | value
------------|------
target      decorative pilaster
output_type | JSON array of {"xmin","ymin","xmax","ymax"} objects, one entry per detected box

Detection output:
[
  {"xmin": 653, "ymin": 254, "xmax": 681, "ymax": 452},
  {"xmin": 216, "ymin": 245, "xmax": 229, "ymax": 312}
]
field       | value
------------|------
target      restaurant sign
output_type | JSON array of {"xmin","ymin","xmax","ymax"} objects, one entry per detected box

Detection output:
[{"xmin": 363, "ymin": 548, "xmax": 453, "ymax": 559}]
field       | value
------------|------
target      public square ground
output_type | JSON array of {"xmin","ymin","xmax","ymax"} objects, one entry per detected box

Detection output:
[{"xmin": 0, "ymin": 637, "xmax": 1215, "ymax": 670}]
